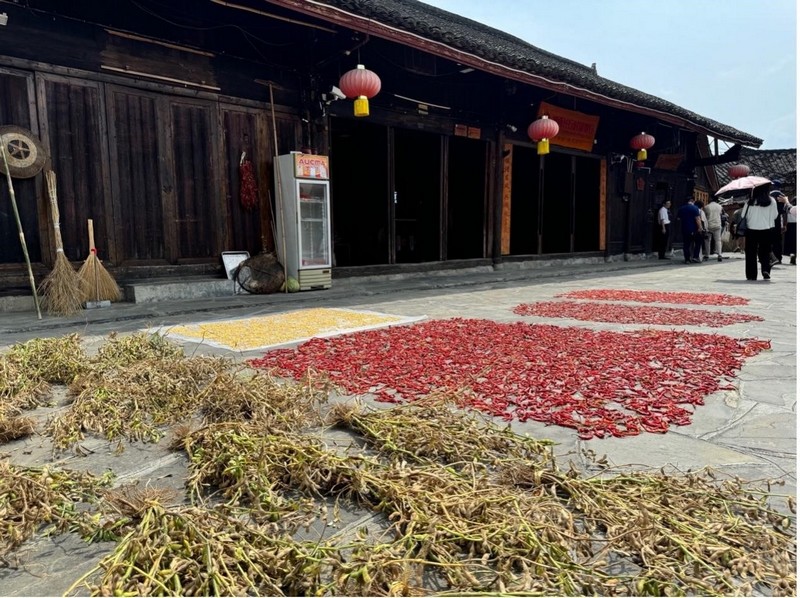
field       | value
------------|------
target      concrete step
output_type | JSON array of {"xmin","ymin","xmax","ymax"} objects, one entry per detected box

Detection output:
[
  {"xmin": 125, "ymin": 276, "xmax": 242, "ymax": 304},
  {"xmin": 0, "ymin": 295, "xmax": 36, "ymax": 313},
  {"xmin": 0, "ymin": 277, "xmax": 242, "ymax": 312}
]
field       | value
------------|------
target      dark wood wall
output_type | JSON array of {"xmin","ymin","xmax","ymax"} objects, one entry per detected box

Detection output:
[
  {"xmin": 0, "ymin": 1, "xmax": 308, "ymax": 278},
  {"xmin": 0, "ymin": 64, "xmax": 300, "ymax": 274},
  {"xmin": 0, "ymin": 1, "xmax": 700, "ymax": 280},
  {"xmin": 0, "ymin": 69, "xmax": 42, "ymax": 265}
]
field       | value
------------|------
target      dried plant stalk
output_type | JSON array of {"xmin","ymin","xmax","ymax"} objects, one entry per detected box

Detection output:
[
  {"xmin": 0, "ymin": 415, "xmax": 36, "ymax": 443},
  {"xmin": 0, "ymin": 461, "xmax": 112, "ymax": 556},
  {"xmin": 49, "ymin": 356, "xmax": 224, "ymax": 450},
  {"xmin": 198, "ymin": 368, "xmax": 327, "ymax": 430},
  {"xmin": 0, "ymin": 332, "xmax": 791, "ymax": 597},
  {"xmin": 0, "ymin": 357, "xmax": 49, "ymax": 411},
  {"xmin": 92, "ymin": 331, "xmax": 186, "ymax": 369},
  {"xmin": 67, "ymin": 506, "xmax": 338, "ymax": 597},
  {"xmin": 6, "ymin": 334, "xmax": 89, "ymax": 383},
  {"xmin": 328, "ymin": 394, "xmax": 553, "ymax": 466}
]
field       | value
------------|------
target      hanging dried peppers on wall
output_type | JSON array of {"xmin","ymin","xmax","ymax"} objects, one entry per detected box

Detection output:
[{"xmin": 239, "ymin": 152, "xmax": 258, "ymax": 211}]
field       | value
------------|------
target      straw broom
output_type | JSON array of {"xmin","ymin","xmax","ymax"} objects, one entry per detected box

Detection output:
[
  {"xmin": 77, "ymin": 218, "xmax": 121, "ymax": 304},
  {"xmin": 38, "ymin": 170, "xmax": 83, "ymax": 315}
]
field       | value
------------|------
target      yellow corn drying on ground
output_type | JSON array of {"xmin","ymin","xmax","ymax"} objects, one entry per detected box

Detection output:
[{"xmin": 163, "ymin": 308, "xmax": 417, "ymax": 350}]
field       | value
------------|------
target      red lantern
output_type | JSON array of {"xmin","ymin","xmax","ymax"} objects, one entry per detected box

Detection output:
[
  {"xmin": 527, "ymin": 115, "xmax": 560, "ymax": 155},
  {"xmin": 728, "ymin": 164, "xmax": 750, "ymax": 179},
  {"xmin": 630, "ymin": 132, "xmax": 655, "ymax": 161},
  {"xmin": 338, "ymin": 64, "xmax": 381, "ymax": 117}
]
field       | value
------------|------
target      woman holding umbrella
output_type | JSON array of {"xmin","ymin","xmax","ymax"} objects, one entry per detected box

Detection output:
[{"xmin": 741, "ymin": 184, "xmax": 779, "ymax": 280}]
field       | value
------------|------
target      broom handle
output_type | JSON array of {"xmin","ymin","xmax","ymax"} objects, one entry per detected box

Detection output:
[
  {"xmin": 87, "ymin": 219, "xmax": 96, "ymax": 253},
  {"xmin": 1, "ymin": 143, "xmax": 42, "ymax": 319},
  {"xmin": 45, "ymin": 171, "xmax": 65, "ymax": 253},
  {"xmin": 87, "ymin": 219, "xmax": 100, "ymax": 302}
]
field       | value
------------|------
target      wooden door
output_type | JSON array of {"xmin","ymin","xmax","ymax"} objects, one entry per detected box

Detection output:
[
  {"xmin": 106, "ymin": 85, "xmax": 168, "ymax": 263},
  {"xmin": 106, "ymin": 87, "xmax": 223, "ymax": 264},
  {"xmin": 37, "ymin": 74, "xmax": 111, "ymax": 262},
  {"xmin": 0, "ymin": 68, "xmax": 42, "ymax": 265},
  {"xmin": 220, "ymin": 105, "xmax": 271, "ymax": 256},
  {"xmin": 167, "ymin": 98, "xmax": 220, "ymax": 261}
]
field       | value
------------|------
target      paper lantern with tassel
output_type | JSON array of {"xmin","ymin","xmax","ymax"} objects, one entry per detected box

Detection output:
[
  {"xmin": 630, "ymin": 132, "xmax": 655, "ymax": 161},
  {"xmin": 338, "ymin": 64, "xmax": 381, "ymax": 117},
  {"xmin": 527, "ymin": 115, "xmax": 560, "ymax": 155}
]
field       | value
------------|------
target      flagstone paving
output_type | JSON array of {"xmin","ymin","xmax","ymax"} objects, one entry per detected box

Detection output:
[{"xmin": 0, "ymin": 255, "xmax": 795, "ymax": 595}]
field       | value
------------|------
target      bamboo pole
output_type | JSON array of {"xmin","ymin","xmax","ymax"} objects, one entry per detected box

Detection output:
[{"xmin": 0, "ymin": 143, "xmax": 41, "ymax": 319}]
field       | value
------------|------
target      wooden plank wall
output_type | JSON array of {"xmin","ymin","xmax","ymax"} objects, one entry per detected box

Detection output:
[
  {"xmin": 38, "ymin": 75, "xmax": 110, "ymax": 262},
  {"xmin": 0, "ymin": 68, "xmax": 298, "ymax": 271},
  {"xmin": 222, "ymin": 107, "xmax": 270, "ymax": 254},
  {"xmin": 106, "ymin": 86, "xmax": 166, "ymax": 263},
  {"xmin": 0, "ymin": 69, "xmax": 41, "ymax": 265},
  {"xmin": 0, "ymin": 5, "xmax": 304, "ymax": 273}
]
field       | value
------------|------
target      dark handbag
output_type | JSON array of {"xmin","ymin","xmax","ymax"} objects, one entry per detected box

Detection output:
[{"xmin": 735, "ymin": 204, "xmax": 750, "ymax": 237}]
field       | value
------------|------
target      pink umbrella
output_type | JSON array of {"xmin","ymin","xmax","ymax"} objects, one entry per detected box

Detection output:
[{"xmin": 715, "ymin": 175, "xmax": 772, "ymax": 196}]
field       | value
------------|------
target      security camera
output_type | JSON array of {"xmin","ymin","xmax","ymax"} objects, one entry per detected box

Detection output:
[{"xmin": 329, "ymin": 85, "xmax": 346, "ymax": 100}]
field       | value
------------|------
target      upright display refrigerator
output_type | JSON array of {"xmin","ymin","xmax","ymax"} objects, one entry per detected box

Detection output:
[{"xmin": 274, "ymin": 153, "xmax": 332, "ymax": 290}]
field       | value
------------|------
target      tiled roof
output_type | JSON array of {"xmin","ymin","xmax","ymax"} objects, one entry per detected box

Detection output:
[
  {"xmin": 281, "ymin": 0, "xmax": 763, "ymax": 147},
  {"xmin": 714, "ymin": 148, "xmax": 797, "ymax": 188}
]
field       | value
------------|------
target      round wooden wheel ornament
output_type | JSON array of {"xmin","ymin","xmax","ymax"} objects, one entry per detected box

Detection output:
[{"xmin": 0, "ymin": 125, "xmax": 46, "ymax": 178}]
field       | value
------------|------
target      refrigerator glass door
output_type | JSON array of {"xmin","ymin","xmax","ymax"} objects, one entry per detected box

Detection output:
[{"xmin": 297, "ymin": 181, "xmax": 330, "ymax": 267}]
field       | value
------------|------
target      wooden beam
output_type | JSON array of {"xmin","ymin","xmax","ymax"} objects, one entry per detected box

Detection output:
[
  {"xmin": 100, "ymin": 65, "xmax": 221, "ymax": 91},
  {"xmin": 211, "ymin": 0, "xmax": 337, "ymax": 33},
  {"xmin": 105, "ymin": 29, "xmax": 215, "ymax": 57}
]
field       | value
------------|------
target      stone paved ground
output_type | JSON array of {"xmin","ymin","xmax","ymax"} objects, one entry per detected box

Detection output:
[{"xmin": 0, "ymin": 254, "xmax": 795, "ymax": 596}]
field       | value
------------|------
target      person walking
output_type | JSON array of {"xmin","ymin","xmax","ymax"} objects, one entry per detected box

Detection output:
[
  {"xmin": 695, "ymin": 200, "xmax": 710, "ymax": 260},
  {"xmin": 656, "ymin": 199, "xmax": 672, "ymax": 259},
  {"xmin": 769, "ymin": 190, "xmax": 787, "ymax": 265},
  {"xmin": 742, "ymin": 185, "xmax": 779, "ymax": 280},
  {"xmin": 785, "ymin": 197, "xmax": 797, "ymax": 265},
  {"xmin": 703, "ymin": 197, "xmax": 724, "ymax": 262},
  {"xmin": 677, "ymin": 196, "xmax": 703, "ymax": 264},
  {"xmin": 731, "ymin": 206, "xmax": 746, "ymax": 253}
]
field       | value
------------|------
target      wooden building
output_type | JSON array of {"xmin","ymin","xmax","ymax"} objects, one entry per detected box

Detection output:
[
  {"xmin": 0, "ymin": 0, "xmax": 763, "ymax": 291},
  {"xmin": 713, "ymin": 147, "xmax": 797, "ymax": 201}
]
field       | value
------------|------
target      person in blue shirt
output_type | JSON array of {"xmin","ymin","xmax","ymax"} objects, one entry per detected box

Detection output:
[{"xmin": 676, "ymin": 196, "xmax": 703, "ymax": 264}]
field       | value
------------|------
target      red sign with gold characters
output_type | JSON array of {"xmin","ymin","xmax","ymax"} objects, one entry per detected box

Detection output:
[
  {"xmin": 536, "ymin": 102, "xmax": 599, "ymax": 152},
  {"xmin": 294, "ymin": 154, "xmax": 329, "ymax": 179}
]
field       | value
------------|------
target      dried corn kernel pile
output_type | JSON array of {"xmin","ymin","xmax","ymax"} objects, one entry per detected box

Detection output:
[{"xmin": 165, "ymin": 308, "xmax": 414, "ymax": 350}]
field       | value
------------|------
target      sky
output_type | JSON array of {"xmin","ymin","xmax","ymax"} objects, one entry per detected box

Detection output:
[{"xmin": 419, "ymin": 0, "xmax": 797, "ymax": 150}]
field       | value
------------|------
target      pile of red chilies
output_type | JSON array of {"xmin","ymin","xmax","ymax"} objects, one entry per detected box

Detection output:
[
  {"xmin": 557, "ymin": 289, "xmax": 750, "ymax": 306},
  {"xmin": 250, "ymin": 318, "xmax": 770, "ymax": 439},
  {"xmin": 513, "ymin": 301, "xmax": 763, "ymax": 327}
]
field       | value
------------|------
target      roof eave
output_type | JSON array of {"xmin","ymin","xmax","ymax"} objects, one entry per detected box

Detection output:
[{"xmin": 264, "ymin": 0, "xmax": 762, "ymax": 148}]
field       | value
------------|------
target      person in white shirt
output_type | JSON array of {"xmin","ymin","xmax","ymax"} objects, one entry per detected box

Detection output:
[
  {"xmin": 742, "ymin": 185, "xmax": 779, "ymax": 280},
  {"xmin": 703, "ymin": 198, "xmax": 724, "ymax": 262},
  {"xmin": 656, "ymin": 199, "xmax": 672, "ymax": 259}
]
